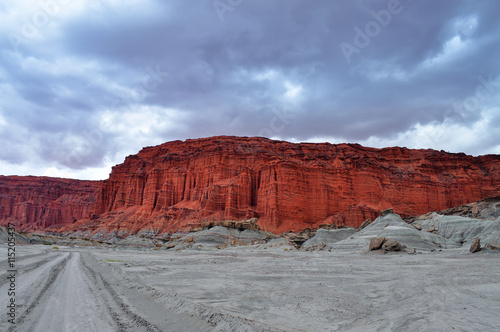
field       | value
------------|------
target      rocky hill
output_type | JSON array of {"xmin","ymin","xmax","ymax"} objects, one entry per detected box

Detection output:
[
  {"xmin": 0, "ymin": 176, "xmax": 101, "ymax": 232},
  {"xmin": 1, "ymin": 136, "xmax": 499, "ymax": 236}
]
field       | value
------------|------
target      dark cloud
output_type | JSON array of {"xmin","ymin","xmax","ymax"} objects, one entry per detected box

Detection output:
[{"xmin": 0, "ymin": 0, "xmax": 499, "ymax": 179}]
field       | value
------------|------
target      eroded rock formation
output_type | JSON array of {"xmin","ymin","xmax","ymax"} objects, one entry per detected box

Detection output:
[
  {"xmin": 71, "ymin": 136, "xmax": 500, "ymax": 235},
  {"xmin": 0, "ymin": 176, "xmax": 101, "ymax": 232},
  {"xmin": 1, "ymin": 136, "xmax": 499, "ymax": 236}
]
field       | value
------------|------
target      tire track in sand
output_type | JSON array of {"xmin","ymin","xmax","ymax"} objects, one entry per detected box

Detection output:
[
  {"xmin": 0, "ymin": 251, "xmax": 60, "ymax": 288},
  {"xmin": 79, "ymin": 253, "xmax": 163, "ymax": 332},
  {"xmin": 23, "ymin": 252, "xmax": 115, "ymax": 331},
  {"xmin": 3, "ymin": 252, "xmax": 70, "ymax": 331}
]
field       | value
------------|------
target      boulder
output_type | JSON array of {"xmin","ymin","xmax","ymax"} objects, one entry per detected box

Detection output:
[
  {"xmin": 369, "ymin": 237, "xmax": 386, "ymax": 251},
  {"xmin": 470, "ymin": 238, "xmax": 481, "ymax": 253},
  {"xmin": 426, "ymin": 226, "xmax": 439, "ymax": 233},
  {"xmin": 358, "ymin": 218, "xmax": 372, "ymax": 230},
  {"xmin": 381, "ymin": 209, "xmax": 394, "ymax": 216},
  {"xmin": 382, "ymin": 239, "xmax": 403, "ymax": 252},
  {"xmin": 484, "ymin": 243, "xmax": 500, "ymax": 251}
]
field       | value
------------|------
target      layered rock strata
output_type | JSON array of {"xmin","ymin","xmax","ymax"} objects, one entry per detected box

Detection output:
[
  {"xmin": 1, "ymin": 136, "xmax": 499, "ymax": 235},
  {"xmin": 72, "ymin": 136, "xmax": 500, "ymax": 235},
  {"xmin": 0, "ymin": 176, "xmax": 101, "ymax": 232}
]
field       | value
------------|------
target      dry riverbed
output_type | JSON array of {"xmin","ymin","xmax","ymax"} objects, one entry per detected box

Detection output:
[{"xmin": 1, "ymin": 244, "xmax": 499, "ymax": 331}]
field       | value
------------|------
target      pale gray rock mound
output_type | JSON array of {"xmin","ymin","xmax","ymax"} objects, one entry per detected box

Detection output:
[
  {"xmin": 194, "ymin": 226, "xmax": 269, "ymax": 245},
  {"xmin": 332, "ymin": 213, "xmax": 458, "ymax": 252},
  {"xmin": 411, "ymin": 214, "xmax": 500, "ymax": 248},
  {"xmin": 303, "ymin": 242, "xmax": 327, "ymax": 251},
  {"xmin": 302, "ymin": 228, "xmax": 356, "ymax": 249},
  {"xmin": 167, "ymin": 226, "xmax": 271, "ymax": 250},
  {"xmin": 254, "ymin": 237, "xmax": 297, "ymax": 250},
  {"xmin": 437, "ymin": 196, "xmax": 500, "ymax": 220},
  {"xmin": 0, "ymin": 226, "xmax": 30, "ymax": 244},
  {"xmin": 334, "ymin": 211, "xmax": 500, "ymax": 253}
]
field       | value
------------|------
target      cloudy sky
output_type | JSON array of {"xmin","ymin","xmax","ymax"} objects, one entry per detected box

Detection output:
[{"xmin": 1, "ymin": 0, "xmax": 499, "ymax": 180}]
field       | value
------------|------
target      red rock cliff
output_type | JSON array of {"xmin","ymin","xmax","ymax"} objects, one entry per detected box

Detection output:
[
  {"xmin": 0, "ymin": 176, "xmax": 102, "ymax": 232},
  {"xmin": 76, "ymin": 136, "xmax": 500, "ymax": 235}
]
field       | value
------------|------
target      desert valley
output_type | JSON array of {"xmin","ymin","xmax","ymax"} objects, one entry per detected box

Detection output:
[
  {"xmin": 3, "ymin": 1, "xmax": 500, "ymax": 331},
  {"xmin": 1, "ymin": 137, "xmax": 499, "ymax": 331}
]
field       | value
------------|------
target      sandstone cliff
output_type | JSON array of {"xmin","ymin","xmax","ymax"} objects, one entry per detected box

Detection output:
[
  {"xmin": 0, "ymin": 176, "xmax": 102, "ymax": 232},
  {"xmin": 2, "ymin": 136, "xmax": 499, "ymax": 235},
  {"xmin": 70, "ymin": 136, "xmax": 500, "ymax": 235}
]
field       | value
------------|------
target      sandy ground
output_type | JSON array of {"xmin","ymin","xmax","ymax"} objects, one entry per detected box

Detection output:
[{"xmin": 1, "ymin": 245, "xmax": 499, "ymax": 332}]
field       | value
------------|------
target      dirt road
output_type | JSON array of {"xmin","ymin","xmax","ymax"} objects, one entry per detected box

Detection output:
[
  {"xmin": 0, "ymin": 247, "xmax": 213, "ymax": 332},
  {"xmin": 1, "ymin": 245, "xmax": 499, "ymax": 331}
]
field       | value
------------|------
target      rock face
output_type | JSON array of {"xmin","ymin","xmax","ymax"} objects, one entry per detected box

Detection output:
[
  {"xmin": 0, "ymin": 176, "xmax": 102, "ymax": 232},
  {"xmin": 84, "ymin": 136, "xmax": 499, "ymax": 235},
  {"xmin": 1, "ymin": 136, "xmax": 500, "ymax": 236}
]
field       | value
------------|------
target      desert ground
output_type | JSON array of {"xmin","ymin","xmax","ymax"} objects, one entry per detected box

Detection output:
[{"xmin": 1, "ymin": 242, "xmax": 499, "ymax": 332}]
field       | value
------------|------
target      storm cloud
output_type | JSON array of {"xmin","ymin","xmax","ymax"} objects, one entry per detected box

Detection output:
[{"xmin": 1, "ymin": 0, "xmax": 499, "ymax": 179}]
